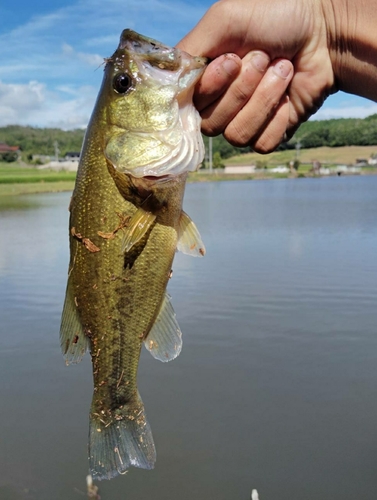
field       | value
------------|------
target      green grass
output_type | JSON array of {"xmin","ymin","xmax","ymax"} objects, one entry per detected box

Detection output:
[
  {"xmin": 0, "ymin": 181, "xmax": 75, "ymax": 197},
  {"xmin": 0, "ymin": 163, "xmax": 76, "ymax": 184},
  {"xmin": 224, "ymin": 145, "xmax": 377, "ymax": 167},
  {"xmin": 0, "ymin": 163, "xmax": 76, "ymax": 195}
]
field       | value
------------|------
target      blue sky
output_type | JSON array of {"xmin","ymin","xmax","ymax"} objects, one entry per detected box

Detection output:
[{"xmin": 0, "ymin": 0, "xmax": 376, "ymax": 130}]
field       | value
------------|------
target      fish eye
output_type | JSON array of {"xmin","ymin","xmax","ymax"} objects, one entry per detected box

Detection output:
[{"xmin": 113, "ymin": 73, "xmax": 133, "ymax": 94}]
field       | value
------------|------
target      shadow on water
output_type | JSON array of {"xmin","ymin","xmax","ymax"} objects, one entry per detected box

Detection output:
[{"xmin": 0, "ymin": 195, "xmax": 42, "ymax": 211}]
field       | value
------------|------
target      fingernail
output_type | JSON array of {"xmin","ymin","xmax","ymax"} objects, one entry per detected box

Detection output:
[
  {"xmin": 221, "ymin": 54, "xmax": 241, "ymax": 77},
  {"xmin": 249, "ymin": 52, "xmax": 269, "ymax": 73},
  {"xmin": 272, "ymin": 60, "xmax": 292, "ymax": 79}
]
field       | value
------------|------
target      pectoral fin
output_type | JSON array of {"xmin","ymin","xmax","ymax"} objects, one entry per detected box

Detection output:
[
  {"xmin": 144, "ymin": 292, "xmax": 182, "ymax": 362},
  {"xmin": 122, "ymin": 207, "xmax": 156, "ymax": 253},
  {"xmin": 177, "ymin": 211, "xmax": 205, "ymax": 257},
  {"xmin": 60, "ymin": 278, "xmax": 88, "ymax": 364}
]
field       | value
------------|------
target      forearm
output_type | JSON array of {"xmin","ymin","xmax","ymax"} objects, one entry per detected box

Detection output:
[{"xmin": 325, "ymin": 0, "xmax": 377, "ymax": 100}]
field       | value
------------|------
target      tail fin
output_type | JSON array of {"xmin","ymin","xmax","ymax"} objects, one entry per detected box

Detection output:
[{"xmin": 88, "ymin": 391, "xmax": 156, "ymax": 480}]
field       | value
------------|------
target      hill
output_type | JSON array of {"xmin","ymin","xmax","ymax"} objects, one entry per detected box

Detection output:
[
  {"xmin": 0, "ymin": 125, "xmax": 85, "ymax": 161},
  {"xmin": 1, "ymin": 113, "xmax": 377, "ymax": 163},
  {"xmin": 225, "ymin": 146, "xmax": 377, "ymax": 167}
]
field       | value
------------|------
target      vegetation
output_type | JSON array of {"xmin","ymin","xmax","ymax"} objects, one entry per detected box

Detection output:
[
  {"xmin": 283, "ymin": 114, "xmax": 377, "ymax": 149},
  {"xmin": 0, "ymin": 164, "xmax": 76, "ymax": 196},
  {"xmin": 0, "ymin": 181, "xmax": 75, "ymax": 197},
  {"xmin": 0, "ymin": 125, "xmax": 85, "ymax": 161},
  {"xmin": 225, "ymin": 145, "xmax": 377, "ymax": 167},
  {"xmin": 1, "ymin": 114, "xmax": 377, "ymax": 165},
  {"xmin": 0, "ymin": 164, "xmax": 76, "ymax": 183}
]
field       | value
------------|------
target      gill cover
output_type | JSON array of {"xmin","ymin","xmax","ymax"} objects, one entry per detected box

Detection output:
[{"xmin": 103, "ymin": 29, "xmax": 206, "ymax": 178}]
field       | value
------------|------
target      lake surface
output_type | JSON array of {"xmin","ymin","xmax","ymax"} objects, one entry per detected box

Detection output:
[{"xmin": 1, "ymin": 176, "xmax": 377, "ymax": 500}]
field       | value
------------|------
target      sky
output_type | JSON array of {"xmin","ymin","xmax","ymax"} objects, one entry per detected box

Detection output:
[{"xmin": 0, "ymin": 0, "xmax": 377, "ymax": 130}]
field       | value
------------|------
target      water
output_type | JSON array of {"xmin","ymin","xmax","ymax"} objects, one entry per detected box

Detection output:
[{"xmin": 1, "ymin": 176, "xmax": 377, "ymax": 500}]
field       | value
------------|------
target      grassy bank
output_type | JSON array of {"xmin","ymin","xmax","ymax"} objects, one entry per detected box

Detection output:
[
  {"xmin": 0, "ymin": 163, "xmax": 76, "ymax": 183},
  {"xmin": 2, "ymin": 144, "xmax": 377, "ymax": 197},
  {"xmin": 0, "ymin": 181, "xmax": 75, "ymax": 197},
  {"xmin": 225, "ymin": 145, "xmax": 377, "ymax": 167},
  {"xmin": 0, "ymin": 163, "xmax": 76, "ymax": 196}
]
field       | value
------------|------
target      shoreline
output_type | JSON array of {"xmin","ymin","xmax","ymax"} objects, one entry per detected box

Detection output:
[{"xmin": 1, "ymin": 170, "xmax": 375, "ymax": 197}]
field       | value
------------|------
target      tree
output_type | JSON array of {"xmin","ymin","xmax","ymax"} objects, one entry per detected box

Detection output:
[
  {"xmin": 212, "ymin": 151, "xmax": 224, "ymax": 169},
  {"xmin": 0, "ymin": 151, "xmax": 18, "ymax": 162}
]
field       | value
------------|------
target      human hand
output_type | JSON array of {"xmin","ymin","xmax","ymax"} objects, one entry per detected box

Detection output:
[{"xmin": 177, "ymin": 0, "xmax": 335, "ymax": 153}]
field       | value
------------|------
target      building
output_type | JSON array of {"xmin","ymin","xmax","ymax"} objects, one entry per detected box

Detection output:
[
  {"xmin": 0, "ymin": 142, "xmax": 20, "ymax": 160},
  {"xmin": 0, "ymin": 143, "xmax": 20, "ymax": 153},
  {"xmin": 65, "ymin": 152, "xmax": 80, "ymax": 161}
]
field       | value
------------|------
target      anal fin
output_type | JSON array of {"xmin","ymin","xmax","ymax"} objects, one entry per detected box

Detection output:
[
  {"xmin": 60, "ymin": 278, "xmax": 88, "ymax": 364},
  {"xmin": 144, "ymin": 292, "xmax": 182, "ymax": 362},
  {"xmin": 177, "ymin": 210, "xmax": 205, "ymax": 257},
  {"xmin": 122, "ymin": 207, "xmax": 156, "ymax": 253}
]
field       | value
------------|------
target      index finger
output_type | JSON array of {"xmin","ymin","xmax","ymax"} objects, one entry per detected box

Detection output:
[{"xmin": 194, "ymin": 54, "xmax": 242, "ymax": 111}]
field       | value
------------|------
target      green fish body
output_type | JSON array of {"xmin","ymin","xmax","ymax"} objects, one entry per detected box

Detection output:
[{"xmin": 60, "ymin": 29, "xmax": 206, "ymax": 480}]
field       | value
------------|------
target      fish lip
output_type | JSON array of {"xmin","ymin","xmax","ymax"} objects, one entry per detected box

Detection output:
[
  {"xmin": 117, "ymin": 28, "xmax": 207, "ymax": 79},
  {"xmin": 118, "ymin": 29, "xmax": 182, "ymax": 71}
]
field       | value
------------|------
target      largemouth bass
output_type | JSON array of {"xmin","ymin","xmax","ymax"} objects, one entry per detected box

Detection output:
[{"xmin": 60, "ymin": 29, "xmax": 206, "ymax": 481}]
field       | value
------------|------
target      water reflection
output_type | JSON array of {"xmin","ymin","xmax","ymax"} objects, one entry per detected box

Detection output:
[{"xmin": 1, "ymin": 177, "xmax": 377, "ymax": 499}]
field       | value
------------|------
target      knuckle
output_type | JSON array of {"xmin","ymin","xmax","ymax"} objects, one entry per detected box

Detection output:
[
  {"xmin": 252, "ymin": 137, "xmax": 275, "ymax": 155},
  {"xmin": 201, "ymin": 119, "xmax": 223, "ymax": 138},
  {"xmin": 224, "ymin": 121, "xmax": 253, "ymax": 148}
]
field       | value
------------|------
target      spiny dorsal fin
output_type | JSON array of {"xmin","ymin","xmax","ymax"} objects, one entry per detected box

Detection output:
[
  {"xmin": 177, "ymin": 210, "xmax": 206, "ymax": 257},
  {"xmin": 122, "ymin": 207, "xmax": 156, "ymax": 253},
  {"xmin": 60, "ymin": 277, "xmax": 88, "ymax": 365},
  {"xmin": 144, "ymin": 292, "xmax": 182, "ymax": 362}
]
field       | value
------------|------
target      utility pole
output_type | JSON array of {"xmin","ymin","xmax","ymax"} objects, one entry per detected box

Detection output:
[
  {"xmin": 295, "ymin": 140, "xmax": 301, "ymax": 161},
  {"xmin": 54, "ymin": 140, "xmax": 60, "ymax": 162},
  {"xmin": 209, "ymin": 136, "xmax": 213, "ymax": 173}
]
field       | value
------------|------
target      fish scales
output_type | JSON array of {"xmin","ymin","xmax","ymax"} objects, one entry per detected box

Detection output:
[{"xmin": 60, "ymin": 29, "xmax": 206, "ymax": 480}]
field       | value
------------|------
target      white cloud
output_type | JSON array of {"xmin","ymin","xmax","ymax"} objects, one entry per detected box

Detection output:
[
  {"xmin": 61, "ymin": 43, "xmax": 104, "ymax": 68},
  {"xmin": 313, "ymin": 102, "xmax": 377, "ymax": 120},
  {"xmin": 0, "ymin": 0, "xmax": 209, "ymax": 128},
  {"xmin": 0, "ymin": 80, "xmax": 97, "ymax": 129}
]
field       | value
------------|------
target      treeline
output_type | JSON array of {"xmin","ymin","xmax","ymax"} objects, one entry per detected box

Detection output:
[
  {"xmin": 1, "ymin": 114, "xmax": 377, "ymax": 163},
  {"xmin": 0, "ymin": 125, "xmax": 85, "ymax": 161},
  {"xmin": 282, "ymin": 114, "xmax": 377, "ymax": 149}
]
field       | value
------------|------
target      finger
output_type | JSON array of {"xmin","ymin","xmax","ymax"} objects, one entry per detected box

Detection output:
[
  {"xmin": 200, "ymin": 51, "xmax": 270, "ymax": 136},
  {"xmin": 223, "ymin": 59, "xmax": 293, "ymax": 147},
  {"xmin": 194, "ymin": 54, "xmax": 242, "ymax": 111},
  {"xmin": 252, "ymin": 95, "xmax": 290, "ymax": 153}
]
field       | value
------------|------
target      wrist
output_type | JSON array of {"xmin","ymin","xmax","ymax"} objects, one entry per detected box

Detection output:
[{"xmin": 323, "ymin": 0, "xmax": 377, "ymax": 101}]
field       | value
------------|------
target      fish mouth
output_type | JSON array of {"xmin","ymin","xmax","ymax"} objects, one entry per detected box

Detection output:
[
  {"xmin": 105, "ymin": 30, "xmax": 207, "ymax": 180},
  {"xmin": 118, "ymin": 29, "xmax": 207, "ymax": 90}
]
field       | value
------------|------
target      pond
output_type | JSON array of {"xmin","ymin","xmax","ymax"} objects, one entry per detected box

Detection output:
[{"xmin": 1, "ymin": 176, "xmax": 377, "ymax": 500}]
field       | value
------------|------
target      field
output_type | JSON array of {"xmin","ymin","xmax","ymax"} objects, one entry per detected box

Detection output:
[
  {"xmin": 0, "ymin": 163, "xmax": 76, "ymax": 196},
  {"xmin": 225, "ymin": 145, "xmax": 377, "ymax": 167},
  {"xmin": 1, "ymin": 145, "xmax": 377, "ymax": 196}
]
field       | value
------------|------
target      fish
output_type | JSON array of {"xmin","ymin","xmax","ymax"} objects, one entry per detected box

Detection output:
[{"xmin": 59, "ymin": 29, "xmax": 207, "ymax": 481}]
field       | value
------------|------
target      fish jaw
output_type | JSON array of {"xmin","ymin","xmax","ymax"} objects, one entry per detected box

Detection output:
[{"xmin": 102, "ymin": 29, "xmax": 207, "ymax": 179}]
